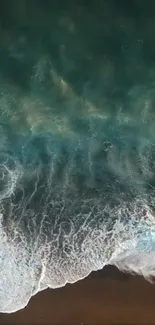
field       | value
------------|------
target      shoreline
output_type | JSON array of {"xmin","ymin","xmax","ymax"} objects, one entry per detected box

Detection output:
[{"xmin": 0, "ymin": 265, "xmax": 155, "ymax": 325}]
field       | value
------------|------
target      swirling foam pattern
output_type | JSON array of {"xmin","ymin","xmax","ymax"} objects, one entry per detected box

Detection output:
[{"xmin": 0, "ymin": 0, "xmax": 155, "ymax": 313}]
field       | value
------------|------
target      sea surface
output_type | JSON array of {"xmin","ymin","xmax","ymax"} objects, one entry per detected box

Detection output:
[{"xmin": 0, "ymin": 0, "xmax": 155, "ymax": 313}]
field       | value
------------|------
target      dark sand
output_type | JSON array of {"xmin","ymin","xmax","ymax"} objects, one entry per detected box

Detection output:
[{"xmin": 0, "ymin": 266, "xmax": 155, "ymax": 325}]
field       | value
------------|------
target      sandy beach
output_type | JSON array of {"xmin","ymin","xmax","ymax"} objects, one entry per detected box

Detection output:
[{"xmin": 0, "ymin": 266, "xmax": 155, "ymax": 325}]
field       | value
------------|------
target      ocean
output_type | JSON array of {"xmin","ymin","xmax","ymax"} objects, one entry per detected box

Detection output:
[{"xmin": 0, "ymin": 0, "xmax": 155, "ymax": 313}]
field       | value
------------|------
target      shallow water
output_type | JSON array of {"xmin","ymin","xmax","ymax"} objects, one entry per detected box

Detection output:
[{"xmin": 1, "ymin": 0, "xmax": 155, "ymax": 313}]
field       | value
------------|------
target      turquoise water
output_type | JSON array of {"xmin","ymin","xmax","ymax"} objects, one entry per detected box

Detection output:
[{"xmin": 1, "ymin": 0, "xmax": 155, "ymax": 313}]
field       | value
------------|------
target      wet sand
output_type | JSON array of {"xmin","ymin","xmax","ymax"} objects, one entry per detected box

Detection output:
[{"xmin": 0, "ymin": 266, "xmax": 155, "ymax": 325}]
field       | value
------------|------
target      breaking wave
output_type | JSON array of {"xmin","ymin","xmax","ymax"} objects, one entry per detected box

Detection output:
[{"xmin": 1, "ymin": 0, "xmax": 155, "ymax": 313}]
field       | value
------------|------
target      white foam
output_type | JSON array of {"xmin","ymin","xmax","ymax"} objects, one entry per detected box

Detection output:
[{"xmin": 0, "ymin": 196, "xmax": 155, "ymax": 313}]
